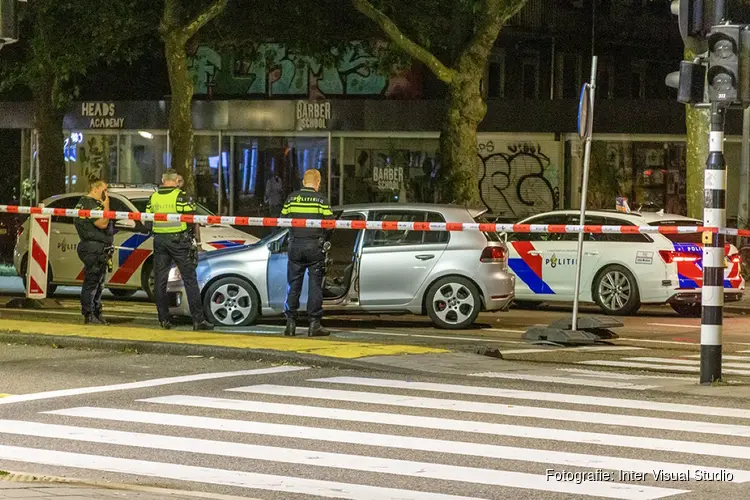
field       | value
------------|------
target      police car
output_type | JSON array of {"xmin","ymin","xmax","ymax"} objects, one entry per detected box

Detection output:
[
  {"xmin": 508, "ymin": 210, "xmax": 744, "ymax": 316},
  {"xmin": 13, "ymin": 185, "xmax": 257, "ymax": 300}
]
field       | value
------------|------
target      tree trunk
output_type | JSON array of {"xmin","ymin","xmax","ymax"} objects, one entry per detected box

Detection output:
[
  {"xmin": 164, "ymin": 34, "xmax": 195, "ymax": 195},
  {"xmin": 33, "ymin": 77, "xmax": 65, "ymax": 202},
  {"xmin": 685, "ymin": 47, "xmax": 709, "ymax": 219},
  {"xmin": 438, "ymin": 73, "xmax": 485, "ymax": 206}
]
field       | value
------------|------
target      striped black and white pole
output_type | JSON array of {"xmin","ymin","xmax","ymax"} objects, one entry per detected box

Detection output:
[{"xmin": 701, "ymin": 103, "xmax": 727, "ymax": 384}]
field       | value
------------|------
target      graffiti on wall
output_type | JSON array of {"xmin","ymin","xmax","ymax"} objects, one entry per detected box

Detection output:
[
  {"xmin": 189, "ymin": 42, "xmax": 422, "ymax": 98},
  {"xmin": 478, "ymin": 140, "xmax": 560, "ymax": 219}
]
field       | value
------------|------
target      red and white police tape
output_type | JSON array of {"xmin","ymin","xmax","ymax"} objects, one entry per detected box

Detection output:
[{"xmin": 0, "ymin": 203, "xmax": 744, "ymax": 235}]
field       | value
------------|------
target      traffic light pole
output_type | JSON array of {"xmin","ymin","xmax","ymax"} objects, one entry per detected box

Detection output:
[{"xmin": 701, "ymin": 102, "xmax": 727, "ymax": 384}]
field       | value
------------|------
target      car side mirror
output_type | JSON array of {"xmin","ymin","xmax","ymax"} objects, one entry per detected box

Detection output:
[{"xmin": 115, "ymin": 219, "xmax": 137, "ymax": 230}]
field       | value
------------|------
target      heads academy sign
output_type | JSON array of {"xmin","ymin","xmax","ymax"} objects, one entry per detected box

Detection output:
[{"xmin": 81, "ymin": 102, "xmax": 124, "ymax": 128}]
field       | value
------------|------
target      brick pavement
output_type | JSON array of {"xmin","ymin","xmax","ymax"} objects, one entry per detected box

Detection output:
[{"xmin": 0, "ymin": 478, "xmax": 252, "ymax": 500}]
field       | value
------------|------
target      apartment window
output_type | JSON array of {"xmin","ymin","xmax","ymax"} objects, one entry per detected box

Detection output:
[
  {"xmin": 597, "ymin": 62, "xmax": 613, "ymax": 100},
  {"xmin": 483, "ymin": 52, "xmax": 506, "ymax": 99},
  {"xmin": 522, "ymin": 51, "xmax": 540, "ymax": 100},
  {"xmin": 559, "ymin": 53, "xmax": 582, "ymax": 99},
  {"xmin": 630, "ymin": 61, "xmax": 646, "ymax": 99}
]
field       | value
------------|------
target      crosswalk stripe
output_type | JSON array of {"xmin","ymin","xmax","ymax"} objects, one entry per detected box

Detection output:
[
  {"xmin": 229, "ymin": 384, "xmax": 750, "ymax": 438},
  {"xmin": 580, "ymin": 360, "xmax": 750, "ymax": 376},
  {"xmin": 685, "ymin": 355, "xmax": 750, "ymax": 360},
  {"xmin": 623, "ymin": 357, "xmax": 750, "ymax": 369},
  {"xmin": 556, "ymin": 369, "xmax": 693, "ymax": 380},
  {"xmin": 0, "ymin": 444, "xmax": 487, "ymax": 500},
  {"xmin": 0, "ymin": 420, "xmax": 680, "ymax": 500},
  {"xmin": 143, "ymin": 395, "xmax": 750, "ymax": 460},
  {"xmin": 47, "ymin": 406, "xmax": 750, "ymax": 483},
  {"xmin": 466, "ymin": 372, "xmax": 659, "ymax": 390},
  {"xmin": 307, "ymin": 376, "xmax": 750, "ymax": 419},
  {"xmin": 0, "ymin": 366, "xmax": 308, "ymax": 406},
  {"xmin": 499, "ymin": 346, "xmax": 644, "ymax": 355}
]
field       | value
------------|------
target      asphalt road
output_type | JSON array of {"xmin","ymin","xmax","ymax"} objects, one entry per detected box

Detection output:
[
  {"xmin": 0, "ymin": 344, "xmax": 747, "ymax": 500},
  {"xmin": 4, "ymin": 274, "xmax": 750, "ymax": 381}
]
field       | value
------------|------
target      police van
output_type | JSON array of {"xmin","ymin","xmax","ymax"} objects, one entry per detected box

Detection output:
[
  {"xmin": 508, "ymin": 210, "xmax": 744, "ymax": 316},
  {"xmin": 13, "ymin": 185, "xmax": 257, "ymax": 300}
]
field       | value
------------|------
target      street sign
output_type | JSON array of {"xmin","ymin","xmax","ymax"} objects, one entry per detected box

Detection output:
[{"xmin": 578, "ymin": 83, "xmax": 593, "ymax": 140}]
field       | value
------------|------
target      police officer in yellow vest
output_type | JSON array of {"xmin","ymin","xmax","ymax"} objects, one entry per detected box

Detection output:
[
  {"xmin": 146, "ymin": 170, "xmax": 213, "ymax": 331},
  {"xmin": 281, "ymin": 169, "xmax": 335, "ymax": 337}
]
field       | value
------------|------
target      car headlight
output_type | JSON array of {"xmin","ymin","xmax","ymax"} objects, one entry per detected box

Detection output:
[{"xmin": 168, "ymin": 266, "xmax": 182, "ymax": 282}]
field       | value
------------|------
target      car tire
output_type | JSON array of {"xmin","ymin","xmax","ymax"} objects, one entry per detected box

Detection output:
[
  {"xmin": 141, "ymin": 260, "xmax": 155, "ymax": 302},
  {"xmin": 670, "ymin": 303, "xmax": 701, "ymax": 317},
  {"xmin": 425, "ymin": 276, "xmax": 481, "ymax": 329},
  {"xmin": 20, "ymin": 254, "xmax": 57, "ymax": 296},
  {"xmin": 109, "ymin": 288, "xmax": 137, "ymax": 299},
  {"xmin": 203, "ymin": 276, "xmax": 260, "ymax": 327},
  {"xmin": 592, "ymin": 265, "xmax": 641, "ymax": 316}
]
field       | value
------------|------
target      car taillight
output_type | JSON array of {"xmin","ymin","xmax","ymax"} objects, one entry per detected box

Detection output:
[
  {"xmin": 658, "ymin": 250, "xmax": 700, "ymax": 264},
  {"xmin": 480, "ymin": 246, "xmax": 506, "ymax": 262},
  {"xmin": 16, "ymin": 225, "xmax": 23, "ymax": 238},
  {"xmin": 730, "ymin": 253, "xmax": 742, "ymax": 264}
]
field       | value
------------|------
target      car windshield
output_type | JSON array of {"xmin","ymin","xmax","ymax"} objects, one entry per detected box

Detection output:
[
  {"xmin": 648, "ymin": 219, "xmax": 702, "ymax": 243},
  {"xmin": 130, "ymin": 198, "xmax": 214, "ymax": 216}
]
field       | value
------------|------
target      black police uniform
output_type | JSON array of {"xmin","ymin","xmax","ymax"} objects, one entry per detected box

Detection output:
[
  {"xmin": 281, "ymin": 186, "xmax": 335, "ymax": 336},
  {"xmin": 146, "ymin": 186, "xmax": 213, "ymax": 331},
  {"xmin": 73, "ymin": 195, "xmax": 113, "ymax": 324}
]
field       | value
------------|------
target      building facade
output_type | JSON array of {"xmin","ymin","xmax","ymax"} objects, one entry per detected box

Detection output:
[{"xmin": 1, "ymin": 0, "xmax": 745, "ymax": 222}]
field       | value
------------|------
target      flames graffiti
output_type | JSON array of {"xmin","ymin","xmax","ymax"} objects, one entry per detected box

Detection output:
[{"xmin": 478, "ymin": 142, "xmax": 559, "ymax": 219}]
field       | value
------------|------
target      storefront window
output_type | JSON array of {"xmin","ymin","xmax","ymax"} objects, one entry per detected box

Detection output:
[
  {"xmin": 230, "ymin": 135, "xmax": 329, "ymax": 216},
  {"xmin": 118, "ymin": 132, "xmax": 168, "ymax": 186},
  {"xmin": 194, "ymin": 134, "xmax": 220, "ymax": 213},
  {"xmin": 343, "ymin": 138, "xmax": 440, "ymax": 205},
  {"xmin": 64, "ymin": 132, "xmax": 117, "ymax": 192},
  {"xmin": 581, "ymin": 140, "xmax": 688, "ymax": 215}
]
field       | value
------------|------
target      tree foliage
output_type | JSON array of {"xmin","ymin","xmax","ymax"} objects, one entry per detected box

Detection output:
[
  {"xmin": 351, "ymin": 0, "xmax": 528, "ymax": 206},
  {"xmin": 0, "ymin": 0, "xmax": 156, "ymax": 200}
]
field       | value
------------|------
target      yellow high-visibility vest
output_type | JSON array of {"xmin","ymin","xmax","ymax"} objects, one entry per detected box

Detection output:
[{"xmin": 146, "ymin": 188, "xmax": 195, "ymax": 234}]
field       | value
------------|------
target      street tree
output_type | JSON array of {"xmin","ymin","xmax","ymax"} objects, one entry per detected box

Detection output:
[
  {"xmin": 0, "ymin": 0, "xmax": 152, "ymax": 201},
  {"xmin": 684, "ymin": 47, "xmax": 709, "ymax": 219},
  {"xmin": 159, "ymin": 0, "xmax": 228, "ymax": 195},
  {"xmin": 351, "ymin": 0, "xmax": 527, "ymax": 205}
]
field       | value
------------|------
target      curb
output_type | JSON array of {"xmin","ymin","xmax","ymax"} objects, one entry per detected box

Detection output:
[
  {"xmin": 0, "ymin": 471, "xmax": 258, "ymax": 499},
  {"xmin": 0, "ymin": 330, "xmax": 419, "ymax": 375},
  {"xmin": 0, "ymin": 471, "xmax": 74, "ymax": 483}
]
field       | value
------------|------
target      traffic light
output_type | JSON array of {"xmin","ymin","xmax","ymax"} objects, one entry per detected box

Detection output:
[
  {"xmin": 666, "ymin": 61, "xmax": 707, "ymax": 104},
  {"xmin": 671, "ymin": 0, "xmax": 711, "ymax": 53},
  {"xmin": 0, "ymin": 0, "xmax": 18, "ymax": 45},
  {"xmin": 707, "ymin": 25, "xmax": 743, "ymax": 102}
]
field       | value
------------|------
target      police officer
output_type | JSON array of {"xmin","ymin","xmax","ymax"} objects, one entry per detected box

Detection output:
[
  {"xmin": 74, "ymin": 179, "xmax": 113, "ymax": 325},
  {"xmin": 147, "ymin": 170, "xmax": 213, "ymax": 331},
  {"xmin": 281, "ymin": 169, "xmax": 335, "ymax": 337}
]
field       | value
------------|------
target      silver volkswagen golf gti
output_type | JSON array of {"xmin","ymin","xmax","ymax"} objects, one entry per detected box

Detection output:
[{"xmin": 167, "ymin": 204, "xmax": 515, "ymax": 329}]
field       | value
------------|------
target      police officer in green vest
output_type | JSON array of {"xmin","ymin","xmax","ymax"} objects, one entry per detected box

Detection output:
[
  {"xmin": 281, "ymin": 168, "xmax": 335, "ymax": 337},
  {"xmin": 146, "ymin": 170, "xmax": 213, "ymax": 331}
]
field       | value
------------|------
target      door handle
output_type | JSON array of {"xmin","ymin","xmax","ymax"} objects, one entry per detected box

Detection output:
[
  {"xmin": 415, "ymin": 254, "xmax": 435, "ymax": 261},
  {"xmin": 585, "ymin": 251, "xmax": 599, "ymax": 256},
  {"xmin": 528, "ymin": 251, "xmax": 541, "ymax": 256}
]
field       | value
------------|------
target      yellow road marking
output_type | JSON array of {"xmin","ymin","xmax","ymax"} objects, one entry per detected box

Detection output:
[
  {"xmin": 0, "ymin": 319, "xmax": 446, "ymax": 359},
  {"xmin": 0, "ymin": 394, "xmax": 10, "ymax": 398}
]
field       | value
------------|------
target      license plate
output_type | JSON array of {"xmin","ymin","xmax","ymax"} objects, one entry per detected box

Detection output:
[{"xmin": 0, "ymin": 229, "xmax": 6, "ymax": 235}]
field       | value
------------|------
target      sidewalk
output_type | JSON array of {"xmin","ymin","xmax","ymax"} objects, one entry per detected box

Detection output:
[{"xmin": 0, "ymin": 473, "xmax": 251, "ymax": 499}]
